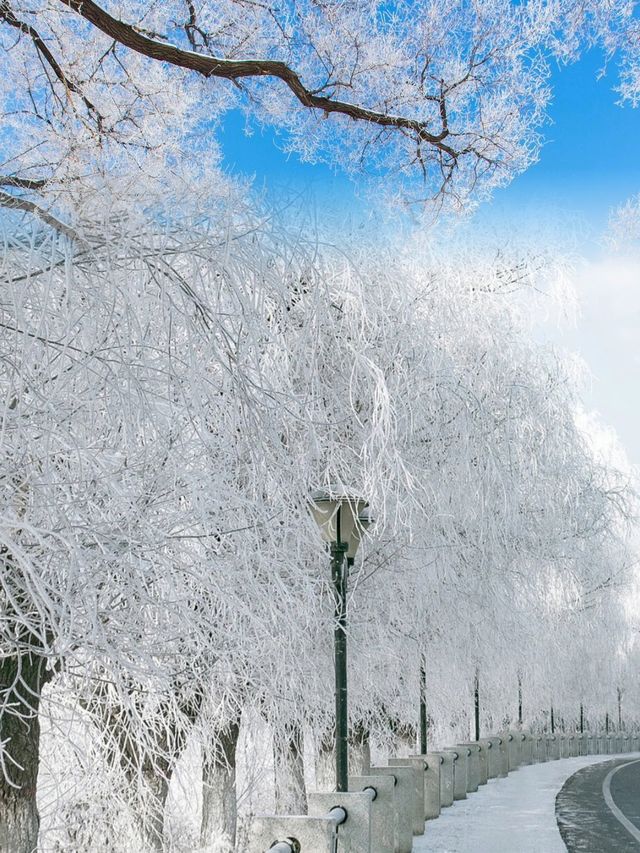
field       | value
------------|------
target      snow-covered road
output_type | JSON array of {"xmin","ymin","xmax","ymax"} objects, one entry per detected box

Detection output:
[{"xmin": 412, "ymin": 754, "xmax": 640, "ymax": 852}]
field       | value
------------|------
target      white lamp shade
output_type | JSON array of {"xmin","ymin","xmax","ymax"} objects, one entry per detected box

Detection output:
[
  {"xmin": 310, "ymin": 485, "xmax": 367, "ymax": 555},
  {"xmin": 346, "ymin": 507, "xmax": 375, "ymax": 559}
]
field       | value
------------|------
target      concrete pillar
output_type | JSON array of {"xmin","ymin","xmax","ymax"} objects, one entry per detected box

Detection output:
[
  {"xmin": 632, "ymin": 736, "xmax": 640, "ymax": 751},
  {"xmin": 519, "ymin": 732, "xmax": 532, "ymax": 765},
  {"xmin": 486, "ymin": 735, "xmax": 508, "ymax": 777},
  {"xmin": 390, "ymin": 754, "xmax": 441, "ymax": 822},
  {"xmin": 431, "ymin": 751, "xmax": 454, "ymax": 807},
  {"xmin": 368, "ymin": 765, "xmax": 414, "ymax": 853},
  {"xmin": 546, "ymin": 735, "xmax": 559, "ymax": 760},
  {"xmin": 349, "ymin": 774, "xmax": 394, "ymax": 853},
  {"xmin": 555, "ymin": 735, "xmax": 565, "ymax": 758},
  {"xmin": 457, "ymin": 744, "xmax": 480, "ymax": 793},
  {"xmin": 388, "ymin": 757, "xmax": 425, "ymax": 835},
  {"xmin": 308, "ymin": 792, "xmax": 372, "ymax": 853},
  {"xmin": 586, "ymin": 735, "xmax": 598, "ymax": 755},
  {"xmin": 476, "ymin": 740, "xmax": 489, "ymax": 784},
  {"xmin": 249, "ymin": 815, "xmax": 335, "ymax": 852},
  {"xmin": 532, "ymin": 736, "xmax": 546, "ymax": 763},
  {"xmin": 505, "ymin": 731, "xmax": 519, "ymax": 771},
  {"xmin": 423, "ymin": 754, "xmax": 442, "ymax": 819},
  {"xmin": 443, "ymin": 748, "xmax": 468, "ymax": 800}
]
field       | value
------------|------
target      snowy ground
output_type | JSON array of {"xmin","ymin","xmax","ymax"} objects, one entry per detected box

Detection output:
[{"xmin": 412, "ymin": 754, "xmax": 640, "ymax": 852}]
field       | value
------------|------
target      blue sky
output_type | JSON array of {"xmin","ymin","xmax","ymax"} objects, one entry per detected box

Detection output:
[{"xmin": 218, "ymin": 48, "xmax": 640, "ymax": 240}]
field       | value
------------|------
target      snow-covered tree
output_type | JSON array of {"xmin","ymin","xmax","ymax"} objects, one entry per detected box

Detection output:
[{"xmin": 1, "ymin": 0, "xmax": 639, "ymax": 218}]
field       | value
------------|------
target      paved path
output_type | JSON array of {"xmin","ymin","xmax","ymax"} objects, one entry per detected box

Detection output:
[
  {"xmin": 413, "ymin": 756, "xmax": 618, "ymax": 852},
  {"xmin": 556, "ymin": 757, "xmax": 640, "ymax": 851}
]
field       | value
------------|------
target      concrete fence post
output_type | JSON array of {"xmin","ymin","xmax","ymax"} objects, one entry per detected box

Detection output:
[
  {"xmin": 349, "ymin": 775, "xmax": 395, "ymax": 853},
  {"xmin": 505, "ymin": 731, "xmax": 519, "ymax": 771},
  {"xmin": 487, "ymin": 735, "xmax": 508, "ymax": 777},
  {"xmin": 423, "ymin": 754, "xmax": 443, "ymax": 819},
  {"xmin": 387, "ymin": 757, "xmax": 426, "ymax": 835},
  {"xmin": 368, "ymin": 765, "xmax": 414, "ymax": 853},
  {"xmin": 476, "ymin": 740, "xmax": 489, "ymax": 784},
  {"xmin": 519, "ymin": 732, "xmax": 532, "ymax": 765},
  {"xmin": 249, "ymin": 816, "xmax": 336, "ymax": 852},
  {"xmin": 431, "ymin": 751, "xmax": 454, "ymax": 807},
  {"xmin": 307, "ymin": 792, "xmax": 372, "ymax": 853},
  {"xmin": 443, "ymin": 748, "xmax": 468, "ymax": 800},
  {"xmin": 532, "ymin": 736, "xmax": 545, "ymax": 763},
  {"xmin": 457, "ymin": 744, "xmax": 480, "ymax": 793}
]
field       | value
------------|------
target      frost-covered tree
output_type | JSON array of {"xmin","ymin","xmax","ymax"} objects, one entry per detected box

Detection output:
[
  {"xmin": 1, "ymin": 197, "xmax": 638, "ymax": 851},
  {"xmin": 1, "ymin": 0, "xmax": 639, "ymax": 216}
]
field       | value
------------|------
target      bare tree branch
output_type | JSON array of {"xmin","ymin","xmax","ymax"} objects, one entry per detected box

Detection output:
[
  {"xmin": 0, "ymin": 175, "xmax": 49, "ymax": 190},
  {"xmin": 57, "ymin": 0, "xmax": 458, "ymax": 159},
  {"xmin": 0, "ymin": 189, "xmax": 86, "ymax": 243},
  {"xmin": 1, "ymin": 1, "xmax": 104, "ymax": 124}
]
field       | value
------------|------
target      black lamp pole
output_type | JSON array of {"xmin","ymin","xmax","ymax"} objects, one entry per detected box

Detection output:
[
  {"xmin": 311, "ymin": 490, "xmax": 371, "ymax": 794},
  {"xmin": 331, "ymin": 536, "xmax": 349, "ymax": 792},
  {"xmin": 474, "ymin": 669, "xmax": 480, "ymax": 741},
  {"xmin": 419, "ymin": 658, "xmax": 427, "ymax": 754},
  {"xmin": 518, "ymin": 673, "xmax": 523, "ymax": 727}
]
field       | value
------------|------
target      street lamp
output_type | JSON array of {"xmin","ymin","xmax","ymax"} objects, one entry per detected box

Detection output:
[{"xmin": 310, "ymin": 486, "xmax": 371, "ymax": 791}]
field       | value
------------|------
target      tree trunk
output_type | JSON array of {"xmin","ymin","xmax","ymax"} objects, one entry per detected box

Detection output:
[
  {"xmin": 200, "ymin": 719, "xmax": 240, "ymax": 852},
  {"xmin": 387, "ymin": 714, "xmax": 416, "ymax": 757},
  {"xmin": 140, "ymin": 764, "xmax": 171, "ymax": 851},
  {"xmin": 349, "ymin": 721, "xmax": 370, "ymax": 775},
  {"xmin": 273, "ymin": 723, "xmax": 306, "ymax": 814},
  {"xmin": 0, "ymin": 653, "xmax": 51, "ymax": 853},
  {"xmin": 315, "ymin": 729, "xmax": 334, "ymax": 792}
]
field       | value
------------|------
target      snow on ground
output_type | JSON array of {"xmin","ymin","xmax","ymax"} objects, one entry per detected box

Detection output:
[{"xmin": 413, "ymin": 754, "xmax": 640, "ymax": 853}]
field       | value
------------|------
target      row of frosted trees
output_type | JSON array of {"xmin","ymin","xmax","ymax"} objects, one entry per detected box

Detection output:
[{"xmin": 0, "ymin": 200, "xmax": 636, "ymax": 852}]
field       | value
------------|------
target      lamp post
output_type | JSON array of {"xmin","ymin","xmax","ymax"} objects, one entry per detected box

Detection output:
[
  {"xmin": 419, "ymin": 658, "xmax": 428, "ymax": 754},
  {"xmin": 518, "ymin": 672, "xmax": 523, "ymax": 727},
  {"xmin": 474, "ymin": 669, "xmax": 480, "ymax": 742},
  {"xmin": 310, "ymin": 486, "xmax": 371, "ymax": 792}
]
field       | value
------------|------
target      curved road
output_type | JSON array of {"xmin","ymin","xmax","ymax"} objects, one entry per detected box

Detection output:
[{"xmin": 556, "ymin": 757, "xmax": 640, "ymax": 851}]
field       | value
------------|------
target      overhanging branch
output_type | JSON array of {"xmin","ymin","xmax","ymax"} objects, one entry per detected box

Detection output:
[
  {"xmin": 57, "ymin": 0, "xmax": 457, "ymax": 159},
  {"xmin": 0, "ymin": 190, "xmax": 86, "ymax": 243}
]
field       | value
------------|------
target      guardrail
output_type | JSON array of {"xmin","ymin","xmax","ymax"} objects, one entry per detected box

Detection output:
[{"xmin": 249, "ymin": 730, "xmax": 640, "ymax": 852}]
